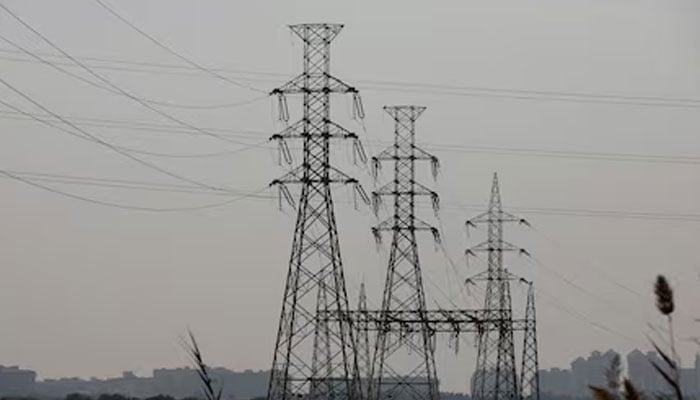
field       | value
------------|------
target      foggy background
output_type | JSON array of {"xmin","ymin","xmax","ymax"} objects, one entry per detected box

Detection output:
[{"xmin": 1, "ymin": 0, "xmax": 700, "ymax": 392}]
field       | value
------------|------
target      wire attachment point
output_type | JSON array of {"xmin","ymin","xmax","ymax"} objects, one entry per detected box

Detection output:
[
  {"xmin": 352, "ymin": 93, "xmax": 365, "ymax": 120},
  {"xmin": 353, "ymin": 183, "xmax": 370, "ymax": 209},
  {"xmin": 431, "ymin": 192, "xmax": 440, "ymax": 214},
  {"xmin": 372, "ymin": 227, "xmax": 382, "ymax": 247},
  {"xmin": 371, "ymin": 157, "xmax": 382, "ymax": 180},
  {"xmin": 271, "ymin": 181, "xmax": 295, "ymax": 211},
  {"xmin": 353, "ymin": 138, "xmax": 367, "ymax": 165},
  {"xmin": 271, "ymin": 135, "xmax": 293, "ymax": 165},
  {"xmin": 275, "ymin": 92, "xmax": 289, "ymax": 123},
  {"xmin": 431, "ymin": 157, "xmax": 440, "ymax": 180}
]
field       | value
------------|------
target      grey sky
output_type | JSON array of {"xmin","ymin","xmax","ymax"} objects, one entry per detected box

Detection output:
[{"xmin": 1, "ymin": 0, "xmax": 700, "ymax": 393}]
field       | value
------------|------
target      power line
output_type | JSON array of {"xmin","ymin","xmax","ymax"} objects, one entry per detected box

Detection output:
[
  {"xmin": 535, "ymin": 288, "xmax": 644, "ymax": 346},
  {"xmin": 0, "ymin": 47, "xmax": 289, "ymax": 78},
  {"xmin": 524, "ymin": 255, "xmax": 654, "ymax": 332},
  {"xmin": 6, "ymin": 104, "xmax": 700, "ymax": 166},
  {"xmin": 89, "ymin": 140, "xmax": 268, "ymax": 159},
  {"xmin": 508, "ymin": 205, "xmax": 700, "ymax": 222},
  {"xmin": 359, "ymin": 79, "xmax": 700, "ymax": 108},
  {"xmin": 0, "ymin": 33, "xmax": 269, "ymax": 110},
  {"xmin": 437, "ymin": 201, "xmax": 700, "ymax": 223},
  {"xmin": 0, "ymin": 168, "xmax": 271, "ymax": 212},
  {"xmin": 0, "ymin": 109, "xmax": 270, "ymax": 139},
  {"xmin": 3, "ymin": 45, "xmax": 700, "ymax": 109},
  {"xmin": 5, "ymin": 167, "xmax": 700, "ymax": 224},
  {"xmin": 0, "ymin": 52, "xmax": 284, "ymax": 82},
  {"xmin": 414, "ymin": 142, "xmax": 700, "ymax": 166},
  {"xmin": 0, "ymin": 2, "xmax": 258, "ymax": 146},
  {"xmin": 0, "ymin": 170, "xmax": 267, "ymax": 196},
  {"xmin": 0, "ymin": 106, "xmax": 275, "ymax": 158},
  {"xmin": 360, "ymin": 84, "xmax": 700, "ymax": 110},
  {"xmin": 9, "ymin": 107, "xmax": 269, "ymax": 159},
  {"xmin": 0, "ymin": 95, "xmax": 268, "ymax": 159},
  {"xmin": 92, "ymin": 0, "xmax": 267, "ymax": 94},
  {"xmin": 465, "ymin": 252, "xmax": 644, "ymax": 346},
  {"xmin": 529, "ymin": 227, "xmax": 699, "ymax": 325},
  {"xmin": 530, "ymin": 227, "xmax": 648, "ymax": 299},
  {"xmin": 0, "ymin": 79, "xmax": 246, "ymax": 193},
  {"xmin": 7, "ymin": 103, "xmax": 268, "ymax": 158}
]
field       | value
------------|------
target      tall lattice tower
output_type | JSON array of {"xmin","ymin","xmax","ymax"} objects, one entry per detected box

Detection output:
[
  {"xmin": 466, "ymin": 173, "xmax": 527, "ymax": 400},
  {"xmin": 356, "ymin": 283, "xmax": 372, "ymax": 400},
  {"xmin": 370, "ymin": 106, "xmax": 441, "ymax": 400},
  {"xmin": 520, "ymin": 283, "xmax": 539, "ymax": 400},
  {"xmin": 267, "ymin": 24, "xmax": 364, "ymax": 400}
]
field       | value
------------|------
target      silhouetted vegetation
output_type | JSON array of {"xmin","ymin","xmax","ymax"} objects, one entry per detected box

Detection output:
[
  {"xmin": 590, "ymin": 274, "xmax": 684, "ymax": 400},
  {"xmin": 66, "ymin": 394, "xmax": 94, "ymax": 400},
  {"xmin": 182, "ymin": 330, "xmax": 221, "ymax": 400}
]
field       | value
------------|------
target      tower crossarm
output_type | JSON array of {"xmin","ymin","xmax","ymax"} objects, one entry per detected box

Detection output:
[
  {"xmin": 372, "ymin": 144, "xmax": 438, "ymax": 163},
  {"xmin": 372, "ymin": 181, "xmax": 438, "ymax": 199},
  {"xmin": 371, "ymin": 180, "xmax": 440, "ymax": 219},
  {"xmin": 465, "ymin": 269, "xmax": 531, "ymax": 285},
  {"xmin": 371, "ymin": 143, "xmax": 439, "ymax": 181},
  {"xmin": 466, "ymin": 239, "xmax": 526, "ymax": 256},
  {"xmin": 465, "ymin": 209, "xmax": 527, "ymax": 227},
  {"xmin": 271, "ymin": 119, "xmax": 359, "ymax": 141},
  {"xmin": 271, "ymin": 165, "xmax": 368, "ymax": 208},
  {"xmin": 271, "ymin": 73, "xmax": 358, "ymax": 95},
  {"xmin": 373, "ymin": 216, "xmax": 437, "ymax": 232},
  {"xmin": 271, "ymin": 165, "xmax": 361, "ymax": 186},
  {"xmin": 371, "ymin": 217, "xmax": 440, "ymax": 245}
]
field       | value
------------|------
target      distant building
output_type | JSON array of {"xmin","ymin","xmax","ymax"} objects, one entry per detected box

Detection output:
[
  {"xmin": 469, "ymin": 368, "xmax": 518, "ymax": 397},
  {"xmin": 539, "ymin": 368, "xmax": 573, "ymax": 396},
  {"xmin": 538, "ymin": 350, "xmax": 618, "ymax": 397},
  {"xmin": 29, "ymin": 366, "xmax": 270, "ymax": 399},
  {"xmin": 0, "ymin": 365, "xmax": 37, "ymax": 396},
  {"xmin": 570, "ymin": 350, "xmax": 618, "ymax": 394},
  {"xmin": 627, "ymin": 349, "xmax": 665, "ymax": 394},
  {"xmin": 540, "ymin": 349, "xmax": 700, "ymax": 398}
]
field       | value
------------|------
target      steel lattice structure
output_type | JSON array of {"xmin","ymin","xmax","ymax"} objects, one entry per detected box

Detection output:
[
  {"xmin": 370, "ymin": 106, "xmax": 441, "ymax": 400},
  {"xmin": 519, "ymin": 283, "xmax": 539, "ymax": 400},
  {"xmin": 328, "ymin": 309, "xmax": 526, "ymax": 333},
  {"xmin": 466, "ymin": 173, "xmax": 530, "ymax": 400},
  {"xmin": 267, "ymin": 24, "xmax": 365, "ymax": 400},
  {"xmin": 356, "ymin": 283, "xmax": 373, "ymax": 400},
  {"xmin": 311, "ymin": 283, "xmax": 336, "ymax": 400},
  {"xmin": 318, "ymin": 172, "xmax": 540, "ymax": 400}
]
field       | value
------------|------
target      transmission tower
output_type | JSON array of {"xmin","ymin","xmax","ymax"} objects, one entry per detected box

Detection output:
[
  {"xmin": 466, "ymin": 173, "xmax": 528, "ymax": 400},
  {"xmin": 519, "ymin": 283, "xmax": 539, "ymax": 400},
  {"xmin": 370, "ymin": 106, "xmax": 441, "ymax": 400},
  {"xmin": 311, "ymin": 283, "xmax": 334, "ymax": 400},
  {"xmin": 267, "ymin": 24, "xmax": 366, "ymax": 400},
  {"xmin": 356, "ymin": 283, "xmax": 372, "ymax": 400}
]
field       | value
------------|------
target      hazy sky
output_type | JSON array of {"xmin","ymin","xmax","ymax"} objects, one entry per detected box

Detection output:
[{"xmin": 1, "ymin": 0, "xmax": 700, "ymax": 393}]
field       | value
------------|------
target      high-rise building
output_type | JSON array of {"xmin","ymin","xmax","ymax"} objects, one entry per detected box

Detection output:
[{"xmin": 0, "ymin": 365, "xmax": 36, "ymax": 396}]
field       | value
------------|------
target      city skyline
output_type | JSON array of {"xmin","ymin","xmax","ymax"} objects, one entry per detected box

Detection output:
[{"xmin": 2, "ymin": 346, "xmax": 697, "ymax": 398}]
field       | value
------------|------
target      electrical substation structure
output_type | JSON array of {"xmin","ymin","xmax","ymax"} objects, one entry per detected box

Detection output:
[{"xmin": 266, "ymin": 23, "xmax": 540, "ymax": 400}]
